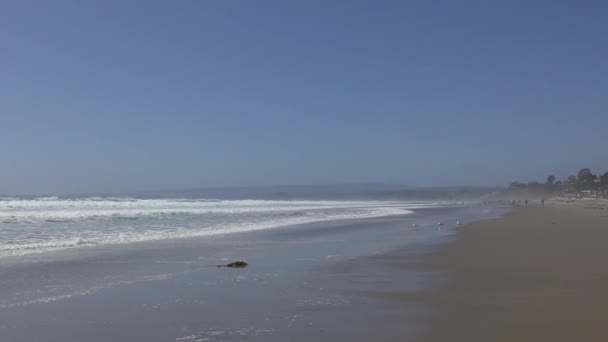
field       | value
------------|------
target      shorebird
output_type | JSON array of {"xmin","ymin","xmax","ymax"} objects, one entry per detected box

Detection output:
[{"xmin": 456, "ymin": 220, "xmax": 461, "ymax": 225}]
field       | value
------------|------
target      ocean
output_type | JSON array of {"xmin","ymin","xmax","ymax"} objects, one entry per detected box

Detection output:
[{"xmin": 0, "ymin": 197, "xmax": 457, "ymax": 259}]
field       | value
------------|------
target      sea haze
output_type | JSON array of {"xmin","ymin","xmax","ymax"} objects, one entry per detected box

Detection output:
[{"xmin": 117, "ymin": 183, "xmax": 499, "ymax": 200}]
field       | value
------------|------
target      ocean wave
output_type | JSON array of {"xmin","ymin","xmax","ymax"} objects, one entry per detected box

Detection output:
[
  {"xmin": 0, "ymin": 209, "xmax": 414, "ymax": 258},
  {"xmin": 0, "ymin": 198, "xmax": 416, "ymax": 224},
  {"xmin": 33, "ymin": 196, "xmax": 60, "ymax": 201},
  {"xmin": 0, "ymin": 198, "xmax": 461, "ymax": 259}
]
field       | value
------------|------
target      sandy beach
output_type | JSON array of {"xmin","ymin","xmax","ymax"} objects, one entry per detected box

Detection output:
[
  {"xmin": 407, "ymin": 201, "xmax": 608, "ymax": 341},
  {"xmin": 2, "ymin": 201, "xmax": 607, "ymax": 341}
]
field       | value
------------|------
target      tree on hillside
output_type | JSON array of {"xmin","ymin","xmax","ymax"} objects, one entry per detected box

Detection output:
[
  {"xmin": 505, "ymin": 169, "xmax": 608, "ymax": 198},
  {"xmin": 577, "ymin": 168, "xmax": 598, "ymax": 190},
  {"xmin": 600, "ymin": 172, "xmax": 608, "ymax": 189}
]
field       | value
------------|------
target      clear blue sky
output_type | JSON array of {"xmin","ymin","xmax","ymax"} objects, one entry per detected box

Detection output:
[{"xmin": 1, "ymin": 1, "xmax": 607, "ymax": 195}]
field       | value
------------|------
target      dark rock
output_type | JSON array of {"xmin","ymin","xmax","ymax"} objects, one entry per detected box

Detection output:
[{"xmin": 219, "ymin": 261, "xmax": 248, "ymax": 268}]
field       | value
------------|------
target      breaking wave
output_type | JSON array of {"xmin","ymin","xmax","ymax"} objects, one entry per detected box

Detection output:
[{"xmin": 0, "ymin": 197, "xmax": 453, "ymax": 258}]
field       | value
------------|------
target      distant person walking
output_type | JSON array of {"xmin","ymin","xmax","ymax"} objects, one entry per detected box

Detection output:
[{"xmin": 525, "ymin": 199, "xmax": 528, "ymax": 205}]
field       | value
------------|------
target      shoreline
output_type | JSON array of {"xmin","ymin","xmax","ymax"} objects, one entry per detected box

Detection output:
[
  {"xmin": 407, "ymin": 202, "xmax": 608, "ymax": 341},
  {"xmin": 0, "ymin": 200, "xmax": 460, "ymax": 263},
  {"xmin": 0, "ymin": 205, "xmax": 473, "ymax": 341},
  {"xmin": 0, "ymin": 204, "xmax": 506, "ymax": 341}
]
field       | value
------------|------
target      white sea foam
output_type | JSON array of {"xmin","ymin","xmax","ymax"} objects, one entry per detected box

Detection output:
[{"xmin": 0, "ymin": 198, "xmax": 456, "ymax": 258}]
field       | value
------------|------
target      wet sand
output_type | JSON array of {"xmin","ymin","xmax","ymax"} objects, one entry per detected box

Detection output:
[
  {"xmin": 378, "ymin": 202, "xmax": 608, "ymax": 341},
  {"xmin": 0, "ymin": 205, "xmax": 502, "ymax": 342}
]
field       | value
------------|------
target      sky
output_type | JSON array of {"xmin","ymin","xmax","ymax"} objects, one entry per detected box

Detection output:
[{"xmin": 1, "ymin": 1, "xmax": 607, "ymax": 195}]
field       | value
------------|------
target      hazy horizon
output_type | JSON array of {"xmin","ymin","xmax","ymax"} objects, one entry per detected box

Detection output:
[
  {"xmin": 2, "ymin": 1, "xmax": 607, "ymax": 195},
  {"xmin": 1, "ymin": 182, "xmax": 499, "ymax": 198}
]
